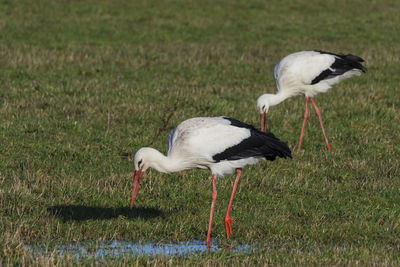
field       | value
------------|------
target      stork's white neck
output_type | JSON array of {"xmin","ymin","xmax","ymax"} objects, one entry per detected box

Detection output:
[
  {"xmin": 268, "ymin": 92, "xmax": 290, "ymax": 107},
  {"xmin": 144, "ymin": 148, "xmax": 186, "ymax": 173},
  {"xmin": 257, "ymin": 91, "xmax": 291, "ymax": 113}
]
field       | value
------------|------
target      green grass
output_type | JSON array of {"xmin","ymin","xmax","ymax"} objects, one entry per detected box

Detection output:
[{"xmin": 1, "ymin": 0, "xmax": 400, "ymax": 265}]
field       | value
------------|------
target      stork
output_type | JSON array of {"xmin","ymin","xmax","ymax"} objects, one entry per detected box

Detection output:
[
  {"xmin": 257, "ymin": 50, "xmax": 366, "ymax": 150},
  {"xmin": 129, "ymin": 116, "xmax": 291, "ymax": 247}
]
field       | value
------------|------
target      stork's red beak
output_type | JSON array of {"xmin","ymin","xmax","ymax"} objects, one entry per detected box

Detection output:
[
  {"xmin": 260, "ymin": 112, "xmax": 267, "ymax": 132},
  {"xmin": 130, "ymin": 170, "xmax": 144, "ymax": 208}
]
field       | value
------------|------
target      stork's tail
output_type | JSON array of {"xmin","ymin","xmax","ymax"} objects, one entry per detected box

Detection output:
[
  {"xmin": 342, "ymin": 54, "xmax": 366, "ymax": 73},
  {"xmin": 259, "ymin": 131, "xmax": 292, "ymax": 161}
]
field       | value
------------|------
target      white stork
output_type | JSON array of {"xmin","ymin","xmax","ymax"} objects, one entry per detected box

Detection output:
[
  {"xmin": 129, "ymin": 116, "xmax": 291, "ymax": 247},
  {"xmin": 257, "ymin": 50, "xmax": 366, "ymax": 150}
]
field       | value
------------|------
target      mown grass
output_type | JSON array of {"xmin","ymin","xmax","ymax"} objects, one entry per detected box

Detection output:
[{"xmin": 1, "ymin": 0, "xmax": 400, "ymax": 265}]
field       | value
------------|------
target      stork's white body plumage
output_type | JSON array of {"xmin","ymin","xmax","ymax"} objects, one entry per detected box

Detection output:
[
  {"xmin": 257, "ymin": 50, "xmax": 366, "ymax": 150},
  {"xmin": 166, "ymin": 117, "xmax": 258, "ymax": 176},
  {"xmin": 273, "ymin": 51, "xmax": 363, "ymax": 97},
  {"xmin": 130, "ymin": 116, "xmax": 291, "ymax": 247}
]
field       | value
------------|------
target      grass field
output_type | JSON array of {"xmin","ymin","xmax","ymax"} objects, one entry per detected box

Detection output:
[{"xmin": 1, "ymin": 0, "xmax": 400, "ymax": 265}]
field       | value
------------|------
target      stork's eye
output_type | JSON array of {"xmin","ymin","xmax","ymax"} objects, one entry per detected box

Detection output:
[{"xmin": 138, "ymin": 159, "xmax": 143, "ymax": 168}]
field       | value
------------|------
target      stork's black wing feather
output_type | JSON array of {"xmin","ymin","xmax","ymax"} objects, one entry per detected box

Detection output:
[
  {"xmin": 212, "ymin": 117, "xmax": 292, "ymax": 162},
  {"xmin": 311, "ymin": 50, "xmax": 366, "ymax": 85}
]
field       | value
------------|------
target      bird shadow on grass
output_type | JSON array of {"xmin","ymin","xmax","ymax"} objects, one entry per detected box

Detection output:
[{"xmin": 47, "ymin": 205, "xmax": 164, "ymax": 222}]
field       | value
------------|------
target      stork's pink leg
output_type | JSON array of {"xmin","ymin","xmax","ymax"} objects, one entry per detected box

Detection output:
[
  {"xmin": 206, "ymin": 174, "xmax": 217, "ymax": 248},
  {"xmin": 310, "ymin": 98, "xmax": 332, "ymax": 150},
  {"xmin": 298, "ymin": 97, "xmax": 309, "ymax": 150},
  {"xmin": 224, "ymin": 168, "xmax": 242, "ymax": 239}
]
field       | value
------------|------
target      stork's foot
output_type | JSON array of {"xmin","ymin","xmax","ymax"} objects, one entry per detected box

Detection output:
[
  {"xmin": 224, "ymin": 214, "xmax": 234, "ymax": 239},
  {"xmin": 326, "ymin": 143, "xmax": 332, "ymax": 150}
]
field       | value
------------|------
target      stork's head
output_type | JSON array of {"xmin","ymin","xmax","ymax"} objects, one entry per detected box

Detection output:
[
  {"xmin": 256, "ymin": 94, "xmax": 273, "ymax": 132},
  {"xmin": 133, "ymin": 147, "xmax": 156, "ymax": 172}
]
